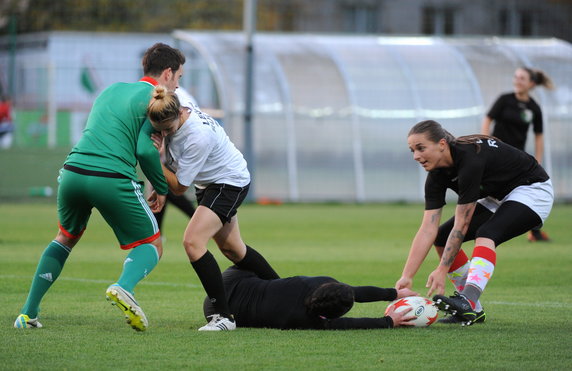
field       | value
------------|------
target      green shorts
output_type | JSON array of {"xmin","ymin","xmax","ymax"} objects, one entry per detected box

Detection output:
[{"xmin": 57, "ymin": 167, "xmax": 160, "ymax": 249}]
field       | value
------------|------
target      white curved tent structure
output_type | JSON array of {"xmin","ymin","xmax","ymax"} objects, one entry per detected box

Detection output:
[{"xmin": 174, "ymin": 32, "xmax": 572, "ymax": 202}]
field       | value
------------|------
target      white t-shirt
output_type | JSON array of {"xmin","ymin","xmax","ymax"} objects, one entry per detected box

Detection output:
[{"xmin": 163, "ymin": 89, "xmax": 250, "ymax": 188}]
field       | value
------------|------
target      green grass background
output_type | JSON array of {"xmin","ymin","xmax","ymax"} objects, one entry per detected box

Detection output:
[{"xmin": 1, "ymin": 202, "xmax": 571, "ymax": 370}]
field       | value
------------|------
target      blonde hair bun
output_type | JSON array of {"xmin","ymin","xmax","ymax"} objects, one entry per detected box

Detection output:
[{"xmin": 152, "ymin": 85, "xmax": 168, "ymax": 99}]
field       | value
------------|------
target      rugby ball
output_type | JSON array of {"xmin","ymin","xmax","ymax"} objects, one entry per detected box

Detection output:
[{"xmin": 384, "ymin": 296, "xmax": 438, "ymax": 327}]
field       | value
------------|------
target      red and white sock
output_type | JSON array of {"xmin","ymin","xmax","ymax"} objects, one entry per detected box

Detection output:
[
  {"xmin": 447, "ymin": 249, "xmax": 470, "ymax": 291},
  {"xmin": 447, "ymin": 249, "xmax": 483, "ymax": 311},
  {"xmin": 462, "ymin": 246, "xmax": 496, "ymax": 310}
]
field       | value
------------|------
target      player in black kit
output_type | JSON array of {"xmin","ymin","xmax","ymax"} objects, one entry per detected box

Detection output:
[
  {"xmin": 396, "ymin": 120, "xmax": 553, "ymax": 325},
  {"xmin": 203, "ymin": 265, "xmax": 419, "ymax": 330},
  {"xmin": 481, "ymin": 67, "xmax": 554, "ymax": 242}
]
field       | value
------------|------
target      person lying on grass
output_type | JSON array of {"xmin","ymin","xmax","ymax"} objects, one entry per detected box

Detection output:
[{"xmin": 203, "ymin": 265, "xmax": 418, "ymax": 329}]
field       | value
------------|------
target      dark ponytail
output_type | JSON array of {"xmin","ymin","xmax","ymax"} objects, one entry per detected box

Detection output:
[
  {"xmin": 522, "ymin": 67, "xmax": 554, "ymax": 90},
  {"xmin": 409, "ymin": 120, "xmax": 456, "ymax": 144},
  {"xmin": 410, "ymin": 120, "xmax": 501, "ymax": 153}
]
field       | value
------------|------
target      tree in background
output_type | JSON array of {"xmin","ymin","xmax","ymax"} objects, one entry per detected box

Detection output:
[{"xmin": 0, "ymin": 0, "xmax": 300, "ymax": 34}]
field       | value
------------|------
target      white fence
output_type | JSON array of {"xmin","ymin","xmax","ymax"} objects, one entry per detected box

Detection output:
[{"xmin": 1, "ymin": 32, "xmax": 571, "ymax": 202}]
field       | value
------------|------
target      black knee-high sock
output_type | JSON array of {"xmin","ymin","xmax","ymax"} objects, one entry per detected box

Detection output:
[
  {"xmin": 236, "ymin": 245, "xmax": 279, "ymax": 279},
  {"xmin": 191, "ymin": 251, "xmax": 231, "ymax": 318}
]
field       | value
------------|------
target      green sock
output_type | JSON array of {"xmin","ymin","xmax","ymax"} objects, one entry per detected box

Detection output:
[
  {"xmin": 21, "ymin": 240, "xmax": 71, "ymax": 318},
  {"xmin": 117, "ymin": 244, "xmax": 159, "ymax": 294}
]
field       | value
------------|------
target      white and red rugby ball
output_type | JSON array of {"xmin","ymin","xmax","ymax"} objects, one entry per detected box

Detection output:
[{"xmin": 384, "ymin": 296, "xmax": 439, "ymax": 327}]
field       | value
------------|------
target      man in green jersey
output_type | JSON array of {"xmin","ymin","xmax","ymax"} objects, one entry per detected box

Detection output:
[{"xmin": 14, "ymin": 43, "xmax": 186, "ymax": 332}]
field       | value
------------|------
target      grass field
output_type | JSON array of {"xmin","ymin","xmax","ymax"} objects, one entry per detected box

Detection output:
[{"xmin": 1, "ymin": 201, "xmax": 571, "ymax": 370}]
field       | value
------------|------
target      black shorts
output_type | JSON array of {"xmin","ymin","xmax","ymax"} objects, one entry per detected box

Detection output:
[
  {"xmin": 195, "ymin": 183, "xmax": 250, "ymax": 224},
  {"xmin": 435, "ymin": 201, "xmax": 542, "ymax": 247}
]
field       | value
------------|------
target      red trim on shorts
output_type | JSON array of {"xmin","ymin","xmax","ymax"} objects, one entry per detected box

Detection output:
[
  {"xmin": 120, "ymin": 231, "xmax": 161, "ymax": 250},
  {"xmin": 472, "ymin": 245, "xmax": 497, "ymax": 265},
  {"xmin": 139, "ymin": 76, "xmax": 158, "ymax": 86},
  {"xmin": 58, "ymin": 222, "xmax": 85, "ymax": 239},
  {"xmin": 448, "ymin": 249, "xmax": 469, "ymax": 273}
]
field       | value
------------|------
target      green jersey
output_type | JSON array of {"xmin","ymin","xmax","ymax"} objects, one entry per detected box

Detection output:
[{"xmin": 65, "ymin": 79, "xmax": 167, "ymax": 195}]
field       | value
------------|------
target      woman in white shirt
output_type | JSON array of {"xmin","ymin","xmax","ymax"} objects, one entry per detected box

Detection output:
[{"xmin": 147, "ymin": 85, "xmax": 279, "ymax": 332}]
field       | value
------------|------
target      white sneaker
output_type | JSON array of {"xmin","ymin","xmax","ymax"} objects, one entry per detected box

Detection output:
[
  {"xmin": 14, "ymin": 314, "xmax": 43, "ymax": 329},
  {"xmin": 198, "ymin": 314, "xmax": 236, "ymax": 331},
  {"xmin": 106, "ymin": 284, "xmax": 148, "ymax": 332}
]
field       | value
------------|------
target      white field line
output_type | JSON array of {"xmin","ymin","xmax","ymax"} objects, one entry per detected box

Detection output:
[
  {"xmin": 0, "ymin": 275, "xmax": 200, "ymax": 288},
  {"xmin": 1, "ymin": 275, "xmax": 569, "ymax": 308},
  {"xmin": 486, "ymin": 301, "xmax": 567, "ymax": 308}
]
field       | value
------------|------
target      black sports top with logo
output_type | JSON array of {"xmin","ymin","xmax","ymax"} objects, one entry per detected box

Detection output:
[
  {"xmin": 487, "ymin": 92, "xmax": 543, "ymax": 151},
  {"xmin": 424, "ymin": 139, "xmax": 549, "ymax": 210}
]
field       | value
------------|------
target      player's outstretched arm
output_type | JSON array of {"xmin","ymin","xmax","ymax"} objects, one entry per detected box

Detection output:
[
  {"xmin": 324, "ymin": 316, "xmax": 394, "ymax": 330},
  {"xmin": 396, "ymin": 208, "xmax": 442, "ymax": 290},
  {"xmin": 323, "ymin": 308, "xmax": 416, "ymax": 329},
  {"xmin": 352, "ymin": 286, "xmax": 417, "ymax": 303}
]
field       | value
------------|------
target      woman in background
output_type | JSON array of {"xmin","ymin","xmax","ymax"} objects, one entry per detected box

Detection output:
[{"xmin": 481, "ymin": 67, "xmax": 554, "ymax": 242}]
